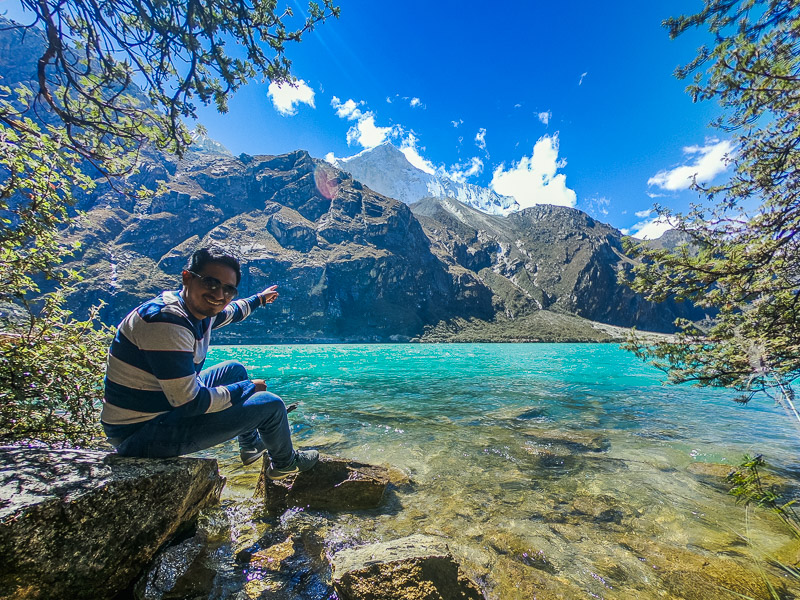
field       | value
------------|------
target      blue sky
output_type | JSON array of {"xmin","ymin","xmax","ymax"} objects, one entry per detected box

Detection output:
[{"xmin": 5, "ymin": 0, "xmax": 733, "ymax": 238}]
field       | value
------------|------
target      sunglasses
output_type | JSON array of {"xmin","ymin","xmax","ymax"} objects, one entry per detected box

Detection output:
[{"xmin": 187, "ymin": 271, "xmax": 238, "ymax": 299}]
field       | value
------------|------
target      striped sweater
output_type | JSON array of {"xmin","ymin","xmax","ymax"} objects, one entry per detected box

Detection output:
[{"xmin": 101, "ymin": 290, "xmax": 262, "ymax": 439}]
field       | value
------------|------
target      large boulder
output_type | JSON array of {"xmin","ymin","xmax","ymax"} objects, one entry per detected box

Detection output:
[
  {"xmin": 0, "ymin": 446, "xmax": 224, "ymax": 600},
  {"xmin": 254, "ymin": 454, "xmax": 389, "ymax": 512},
  {"xmin": 331, "ymin": 534, "xmax": 484, "ymax": 600}
]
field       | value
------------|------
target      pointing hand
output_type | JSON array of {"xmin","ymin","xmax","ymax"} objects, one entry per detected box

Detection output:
[{"xmin": 259, "ymin": 285, "xmax": 278, "ymax": 306}]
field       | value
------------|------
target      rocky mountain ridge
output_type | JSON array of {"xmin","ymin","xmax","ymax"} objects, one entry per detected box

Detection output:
[
  {"xmin": 63, "ymin": 150, "xmax": 496, "ymax": 342},
  {"xmin": 410, "ymin": 197, "xmax": 699, "ymax": 334},
  {"xmin": 55, "ymin": 145, "xmax": 700, "ymax": 342}
]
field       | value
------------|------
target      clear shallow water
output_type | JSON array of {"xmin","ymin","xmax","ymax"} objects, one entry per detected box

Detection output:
[{"xmin": 197, "ymin": 343, "xmax": 800, "ymax": 599}]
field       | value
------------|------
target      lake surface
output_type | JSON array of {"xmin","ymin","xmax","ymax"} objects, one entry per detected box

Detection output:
[{"xmin": 192, "ymin": 343, "xmax": 800, "ymax": 599}]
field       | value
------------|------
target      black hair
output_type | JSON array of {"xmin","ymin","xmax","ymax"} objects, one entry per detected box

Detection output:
[{"xmin": 187, "ymin": 247, "xmax": 242, "ymax": 285}]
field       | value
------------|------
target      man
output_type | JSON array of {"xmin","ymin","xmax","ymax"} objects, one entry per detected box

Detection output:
[{"xmin": 100, "ymin": 247, "xmax": 318, "ymax": 480}]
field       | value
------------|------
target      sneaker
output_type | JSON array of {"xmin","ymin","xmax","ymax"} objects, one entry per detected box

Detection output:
[
  {"xmin": 240, "ymin": 437, "xmax": 267, "ymax": 466},
  {"xmin": 267, "ymin": 449, "xmax": 319, "ymax": 480}
]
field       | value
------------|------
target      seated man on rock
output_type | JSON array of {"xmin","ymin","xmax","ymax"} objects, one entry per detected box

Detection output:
[{"xmin": 100, "ymin": 247, "xmax": 318, "ymax": 480}]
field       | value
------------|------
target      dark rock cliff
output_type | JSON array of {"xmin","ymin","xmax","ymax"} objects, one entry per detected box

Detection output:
[
  {"xmin": 411, "ymin": 198, "xmax": 702, "ymax": 332},
  {"xmin": 63, "ymin": 151, "xmax": 495, "ymax": 342}
]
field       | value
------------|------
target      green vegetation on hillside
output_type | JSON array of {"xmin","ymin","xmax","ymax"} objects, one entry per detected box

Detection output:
[
  {"xmin": 0, "ymin": 0, "xmax": 338, "ymax": 444},
  {"xmin": 624, "ymin": 0, "xmax": 800, "ymax": 426}
]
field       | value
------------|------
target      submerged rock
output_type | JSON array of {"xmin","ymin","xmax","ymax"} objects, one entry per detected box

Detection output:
[
  {"xmin": 233, "ymin": 511, "xmax": 332, "ymax": 598},
  {"xmin": 686, "ymin": 461, "xmax": 798, "ymax": 498},
  {"xmin": 570, "ymin": 494, "xmax": 625, "ymax": 524},
  {"xmin": 524, "ymin": 429, "xmax": 610, "ymax": 453},
  {"xmin": 0, "ymin": 446, "xmax": 224, "ymax": 600},
  {"xmin": 331, "ymin": 534, "xmax": 484, "ymax": 600},
  {"xmin": 254, "ymin": 454, "xmax": 390, "ymax": 512},
  {"xmin": 485, "ymin": 557, "xmax": 587, "ymax": 600},
  {"xmin": 134, "ymin": 533, "xmax": 216, "ymax": 600},
  {"xmin": 617, "ymin": 536, "xmax": 793, "ymax": 599}
]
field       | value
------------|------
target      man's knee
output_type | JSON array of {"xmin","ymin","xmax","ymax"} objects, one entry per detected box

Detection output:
[
  {"xmin": 212, "ymin": 359, "xmax": 248, "ymax": 382},
  {"xmin": 244, "ymin": 391, "xmax": 286, "ymax": 418}
]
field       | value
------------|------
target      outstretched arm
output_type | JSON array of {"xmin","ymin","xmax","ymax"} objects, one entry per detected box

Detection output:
[{"xmin": 213, "ymin": 285, "xmax": 280, "ymax": 330}]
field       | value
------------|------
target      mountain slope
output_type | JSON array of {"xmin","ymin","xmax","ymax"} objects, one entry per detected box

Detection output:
[
  {"xmin": 63, "ymin": 151, "xmax": 495, "ymax": 342},
  {"xmin": 411, "ymin": 197, "xmax": 703, "ymax": 332},
  {"xmin": 55, "ymin": 153, "xmax": 699, "ymax": 340}
]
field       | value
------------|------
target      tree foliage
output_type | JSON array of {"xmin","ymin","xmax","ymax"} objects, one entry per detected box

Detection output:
[
  {"xmin": 0, "ymin": 0, "xmax": 338, "ymax": 445},
  {"xmin": 623, "ymin": 0, "xmax": 800, "ymax": 420},
  {"xmin": 8, "ymin": 0, "xmax": 338, "ymax": 168},
  {"xmin": 0, "ymin": 89, "xmax": 113, "ymax": 445}
]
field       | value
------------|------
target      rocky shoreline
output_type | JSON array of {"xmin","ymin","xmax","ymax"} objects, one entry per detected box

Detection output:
[
  {"xmin": 2, "ymin": 441, "xmax": 797, "ymax": 599},
  {"xmin": 0, "ymin": 446, "xmax": 484, "ymax": 599}
]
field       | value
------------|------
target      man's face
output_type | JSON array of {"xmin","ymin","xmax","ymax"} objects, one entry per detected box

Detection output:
[{"xmin": 181, "ymin": 262, "xmax": 238, "ymax": 319}]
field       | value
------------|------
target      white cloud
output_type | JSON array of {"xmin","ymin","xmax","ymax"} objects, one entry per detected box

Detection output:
[
  {"xmin": 648, "ymin": 139, "xmax": 734, "ymax": 191},
  {"xmin": 332, "ymin": 96, "xmax": 400, "ymax": 149},
  {"xmin": 538, "ymin": 111, "xmax": 552, "ymax": 126},
  {"xmin": 346, "ymin": 114, "xmax": 397, "ymax": 149},
  {"xmin": 579, "ymin": 72, "xmax": 588, "ymax": 85},
  {"xmin": 409, "ymin": 97, "xmax": 422, "ymax": 108},
  {"xmin": 635, "ymin": 209, "xmax": 652, "ymax": 218},
  {"xmin": 583, "ymin": 195, "xmax": 610, "ymax": 218},
  {"xmin": 399, "ymin": 133, "xmax": 437, "ymax": 175},
  {"xmin": 630, "ymin": 215, "xmax": 677, "ymax": 240},
  {"xmin": 490, "ymin": 133, "xmax": 577, "ymax": 209},
  {"xmin": 448, "ymin": 157, "xmax": 484, "ymax": 183},
  {"xmin": 324, "ymin": 152, "xmax": 336, "ymax": 164},
  {"xmin": 451, "ymin": 119, "xmax": 463, "ymax": 128},
  {"xmin": 331, "ymin": 96, "xmax": 363, "ymax": 120},
  {"xmin": 475, "ymin": 128, "xmax": 487, "ymax": 150},
  {"xmin": 267, "ymin": 79, "xmax": 315, "ymax": 116}
]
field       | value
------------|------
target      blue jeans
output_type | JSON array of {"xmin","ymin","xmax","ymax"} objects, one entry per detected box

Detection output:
[{"xmin": 115, "ymin": 360, "xmax": 295, "ymax": 466}]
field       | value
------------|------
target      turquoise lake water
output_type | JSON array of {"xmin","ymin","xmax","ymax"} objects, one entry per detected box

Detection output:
[{"xmin": 198, "ymin": 343, "xmax": 800, "ymax": 599}]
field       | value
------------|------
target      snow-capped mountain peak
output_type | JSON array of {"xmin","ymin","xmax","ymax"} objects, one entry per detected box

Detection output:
[{"xmin": 330, "ymin": 143, "xmax": 519, "ymax": 215}]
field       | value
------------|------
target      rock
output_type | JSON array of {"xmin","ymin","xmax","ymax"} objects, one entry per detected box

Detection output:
[
  {"xmin": 331, "ymin": 534, "xmax": 484, "ymax": 600},
  {"xmin": 482, "ymin": 530, "xmax": 559, "ymax": 574},
  {"xmin": 570, "ymin": 494, "xmax": 624, "ymax": 524},
  {"xmin": 134, "ymin": 534, "xmax": 216, "ymax": 600},
  {"xmin": 686, "ymin": 461, "xmax": 798, "ymax": 497},
  {"xmin": 617, "ymin": 536, "xmax": 791, "ymax": 600},
  {"xmin": 484, "ymin": 557, "xmax": 587, "ymax": 600},
  {"xmin": 247, "ymin": 536, "xmax": 297, "ymax": 570},
  {"xmin": 524, "ymin": 429, "xmax": 610, "ymax": 453},
  {"xmin": 0, "ymin": 445, "xmax": 224, "ymax": 600},
  {"xmin": 234, "ymin": 512, "xmax": 332, "ymax": 599},
  {"xmin": 254, "ymin": 454, "xmax": 389, "ymax": 512},
  {"xmin": 686, "ymin": 461, "xmax": 737, "ymax": 485}
]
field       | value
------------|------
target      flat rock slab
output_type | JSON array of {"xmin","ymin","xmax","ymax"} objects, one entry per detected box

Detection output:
[
  {"xmin": 331, "ymin": 534, "xmax": 484, "ymax": 600},
  {"xmin": 0, "ymin": 445, "xmax": 223, "ymax": 600},
  {"xmin": 255, "ymin": 454, "xmax": 389, "ymax": 512}
]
